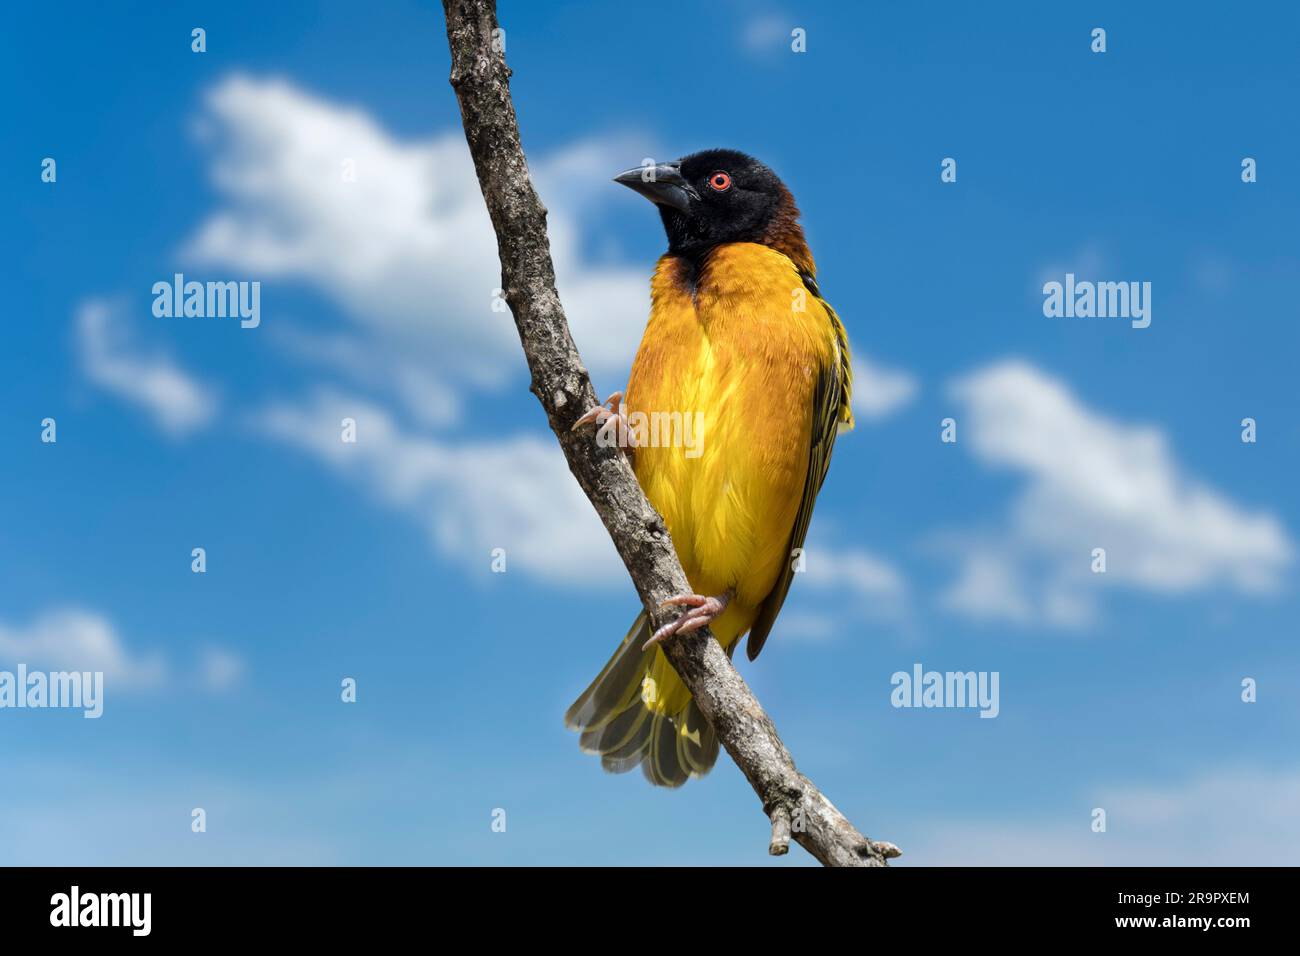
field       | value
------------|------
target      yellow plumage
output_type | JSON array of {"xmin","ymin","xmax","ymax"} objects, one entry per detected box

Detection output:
[
  {"xmin": 629, "ymin": 243, "xmax": 847, "ymax": 719},
  {"xmin": 566, "ymin": 149, "xmax": 853, "ymax": 786}
]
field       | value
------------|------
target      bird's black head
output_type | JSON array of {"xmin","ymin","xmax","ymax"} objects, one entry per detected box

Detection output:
[{"xmin": 614, "ymin": 149, "xmax": 811, "ymax": 270}]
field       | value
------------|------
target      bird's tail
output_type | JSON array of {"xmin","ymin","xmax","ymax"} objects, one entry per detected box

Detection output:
[{"xmin": 564, "ymin": 612, "xmax": 721, "ymax": 787}]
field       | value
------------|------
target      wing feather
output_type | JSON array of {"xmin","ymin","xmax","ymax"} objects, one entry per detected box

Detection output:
[{"xmin": 745, "ymin": 273, "xmax": 853, "ymax": 661}]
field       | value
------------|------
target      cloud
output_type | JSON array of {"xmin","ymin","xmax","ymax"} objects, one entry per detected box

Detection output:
[
  {"xmin": 941, "ymin": 360, "xmax": 1292, "ymax": 625},
  {"xmin": 0, "ymin": 609, "xmax": 166, "ymax": 688},
  {"xmin": 741, "ymin": 14, "xmax": 793, "ymax": 54},
  {"xmin": 0, "ymin": 609, "xmax": 244, "ymax": 695},
  {"xmin": 771, "ymin": 611, "xmax": 839, "ymax": 642},
  {"xmin": 803, "ymin": 544, "xmax": 907, "ymax": 602},
  {"xmin": 78, "ymin": 73, "xmax": 801, "ymax": 595},
  {"xmin": 270, "ymin": 325, "xmax": 461, "ymax": 428},
  {"xmin": 166, "ymin": 75, "xmax": 917, "ymax": 600},
  {"xmin": 939, "ymin": 550, "xmax": 1033, "ymax": 624},
  {"xmin": 782, "ymin": 543, "xmax": 910, "ymax": 635},
  {"xmin": 253, "ymin": 389, "xmax": 619, "ymax": 583},
  {"xmin": 907, "ymin": 766, "xmax": 1300, "ymax": 866},
  {"xmin": 852, "ymin": 354, "xmax": 918, "ymax": 422},
  {"xmin": 76, "ymin": 299, "xmax": 219, "ymax": 436},
  {"xmin": 1188, "ymin": 250, "xmax": 1235, "ymax": 295},
  {"xmin": 184, "ymin": 74, "xmax": 649, "ymax": 385},
  {"xmin": 198, "ymin": 647, "xmax": 245, "ymax": 692}
]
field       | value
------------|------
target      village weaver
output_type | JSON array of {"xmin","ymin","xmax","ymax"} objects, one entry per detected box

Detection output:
[{"xmin": 565, "ymin": 149, "xmax": 854, "ymax": 786}]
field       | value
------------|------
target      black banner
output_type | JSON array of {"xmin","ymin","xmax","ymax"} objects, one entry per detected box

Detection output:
[{"xmin": 0, "ymin": 866, "xmax": 1276, "ymax": 940}]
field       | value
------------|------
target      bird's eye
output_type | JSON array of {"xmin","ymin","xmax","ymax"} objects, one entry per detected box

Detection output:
[{"xmin": 707, "ymin": 171, "xmax": 732, "ymax": 192}]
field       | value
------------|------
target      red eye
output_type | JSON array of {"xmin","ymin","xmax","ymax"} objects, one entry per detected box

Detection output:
[{"xmin": 708, "ymin": 171, "xmax": 732, "ymax": 192}]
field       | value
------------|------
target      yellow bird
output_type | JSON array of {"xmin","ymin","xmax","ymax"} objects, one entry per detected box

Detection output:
[{"xmin": 565, "ymin": 149, "xmax": 853, "ymax": 786}]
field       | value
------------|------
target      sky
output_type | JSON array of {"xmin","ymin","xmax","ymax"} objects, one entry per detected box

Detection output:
[{"xmin": 1, "ymin": 0, "xmax": 1298, "ymax": 865}]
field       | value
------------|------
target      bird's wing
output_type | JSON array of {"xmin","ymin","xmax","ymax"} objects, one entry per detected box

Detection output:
[{"xmin": 745, "ymin": 273, "xmax": 853, "ymax": 661}]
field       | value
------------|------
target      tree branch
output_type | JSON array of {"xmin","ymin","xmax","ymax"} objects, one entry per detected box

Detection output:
[{"xmin": 441, "ymin": 0, "xmax": 899, "ymax": 867}]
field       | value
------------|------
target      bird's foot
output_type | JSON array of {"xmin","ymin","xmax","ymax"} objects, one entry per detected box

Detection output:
[
  {"xmin": 569, "ymin": 390, "xmax": 638, "ymax": 452},
  {"xmin": 645, "ymin": 592, "xmax": 730, "ymax": 649}
]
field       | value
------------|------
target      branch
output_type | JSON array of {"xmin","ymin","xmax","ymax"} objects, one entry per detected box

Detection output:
[{"xmin": 441, "ymin": 0, "xmax": 899, "ymax": 868}]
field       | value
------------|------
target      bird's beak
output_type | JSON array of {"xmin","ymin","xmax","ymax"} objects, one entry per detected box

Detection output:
[{"xmin": 613, "ymin": 162, "xmax": 695, "ymax": 214}]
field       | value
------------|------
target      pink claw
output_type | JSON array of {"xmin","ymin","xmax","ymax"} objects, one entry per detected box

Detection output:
[
  {"xmin": 570, "ymin": 391, "xmax": 624, "ymax": 431},
  {"xmin": 571, "ymin": 391, "xmax": 639, "ymax": 454},
  {"xmin": 644, "ymin": 593, "xmax": 730, "ymax": 649}
]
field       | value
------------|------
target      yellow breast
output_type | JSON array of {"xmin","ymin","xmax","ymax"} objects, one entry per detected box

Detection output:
[{"xmin": 625, "ymin": 242, "xmax": 839, "ymax": 644}]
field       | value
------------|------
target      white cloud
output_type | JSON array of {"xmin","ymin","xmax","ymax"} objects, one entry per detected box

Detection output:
[
  {"xmin": 76, "ymin": 300, "xmax": 218, "ymax": 436},
  {"xmin": 771, "ymin": 611, "xmax": 839, "ymax": 643},
  {"xmin": 0, "ymin": 609, "xmax": 165, "ymax": 688},
  {"xmin": 198, "ymin": 647, "xmax": 245, "ymax": 692},
  {"xmin": 940, "ymin": 550, "xmax": 1033, "ymax": 624},
  {"xmin": 941, "ymin": 360, "xmax": 1292, "ymax": 624},
  {"xmin": 155, "ymin": 74, "xmax": 920, "ymax": 600},
  {"xmin": 271, "ymin": 325, "xmax": 461, "ymax": 428},
  {"xmin": 67, "ymin": 75, "xmax": 686, "ymax": 594},
  {"xmin": 0, "ymin": 609, "xmax": 245, "ymax": 694},
  {"xmin": 788, "ymin": 543, "xmax": 910, "ymax": 631},
  {"xmin": 852, "ymin": 354, "xmax": 918, "ymax": 422},
  {"xmin": 1189, "ymin": 250, "xmax": 1235, "ymax": 295},
  {"xmin": 803, "ymin": 545, "xmax": 907, "ymax": 601},
  {"xmin": 741, "ymin": 14, "xmax": 792, "ymax": 54},
  {"xmin": 253, "ymin": 389, "xmax": 619, "ymax": 583},
  {"xmin": 907, "ymin": 766, "xmax": 1300, "ymax": 866},
  {"xmin": 184, "ymin": 74, "xmax": 649, "ymax": 385}
]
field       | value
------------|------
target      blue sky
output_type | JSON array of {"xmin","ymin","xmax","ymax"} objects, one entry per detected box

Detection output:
[{"xmin": 2, "ymin": 0, "xmax": 1297, "ymax": 865}]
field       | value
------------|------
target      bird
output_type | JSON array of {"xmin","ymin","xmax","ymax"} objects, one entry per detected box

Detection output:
[{"xmin": 565, "ymin": 149, "xmax": 854, "ymax": 787}]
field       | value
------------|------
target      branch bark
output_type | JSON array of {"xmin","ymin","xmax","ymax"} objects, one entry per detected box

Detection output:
[{"xmin": 442, "ymin": 0, "xmax": 899, "ymax": 867}]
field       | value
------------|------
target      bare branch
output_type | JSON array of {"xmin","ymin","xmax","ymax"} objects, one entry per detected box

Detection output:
[
  {"xmin": 769, "ymin": 805, "xmax": 792, "ymax": 856},
  {"xmin": 441, "ymin": 0, "xmax": 897, "ymax": 867}
]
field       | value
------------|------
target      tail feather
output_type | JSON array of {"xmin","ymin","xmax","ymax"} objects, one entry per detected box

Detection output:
[
  {"xmin": 676, "ymin": 698, "xmax": 720, "ymax": 776},
  {"xmin": 601, "ymin": 716, "xmax": 655, "ymax": 774},
  {"xmin": 578, "ymin": 699, "xmax": 647, "ymax": 756},
  {"xmin": 564, "ymin": 614, "xmax": 652, "ymax": 733},
  {"xmin": 645, "ymin": 712, "xmax": 691, "ymax": 787},
  {"xmin": 565, "ymin": 611, "xmax": 722, "ymax": 787}
]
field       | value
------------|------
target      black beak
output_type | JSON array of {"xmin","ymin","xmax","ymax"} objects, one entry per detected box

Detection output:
[{"xmin": 613, "ymin": 162, "xmax": 695, "ymax": 214}]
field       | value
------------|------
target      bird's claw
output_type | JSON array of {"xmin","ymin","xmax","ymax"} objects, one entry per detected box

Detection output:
[
  {"xmin": 570, "ymin": 390, "xmax": 624, "ymax": 431},
  {"xmin": 570, "ymin": 390, "xmax": 639, "ymax": 451},
  {"xmin": 644, "ymin": 593, "xmax": 729, "ymax": 649}
]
